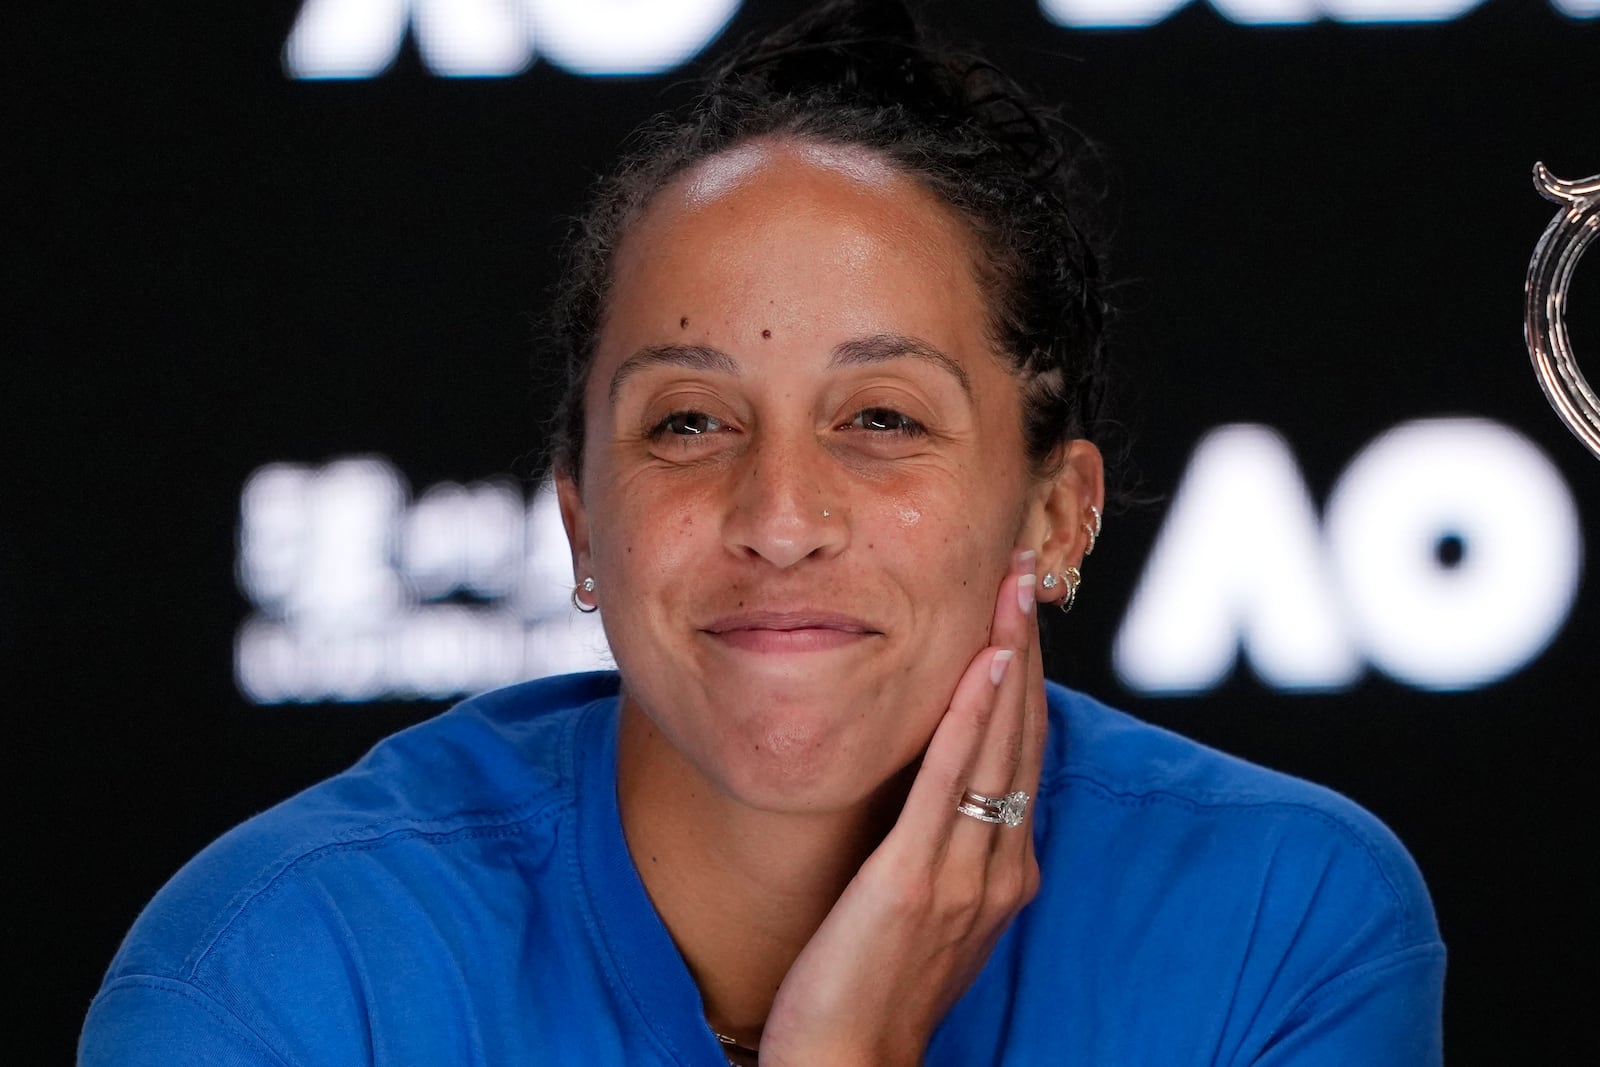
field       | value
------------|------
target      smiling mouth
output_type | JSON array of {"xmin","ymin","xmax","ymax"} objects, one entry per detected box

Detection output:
[{"xmin": 702, "ymin": 612, "xmax": 881, "ymax": 653}]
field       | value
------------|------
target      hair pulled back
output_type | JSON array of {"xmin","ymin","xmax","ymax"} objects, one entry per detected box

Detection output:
[{"xmin": 547, "ymin": 0, "xmax": 1115, "ymax": 485}]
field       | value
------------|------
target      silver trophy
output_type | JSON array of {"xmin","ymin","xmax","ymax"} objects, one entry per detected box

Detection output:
[{"xmin": 1524, "ymin": 163, "xmax": 1600, "ymax": 460}]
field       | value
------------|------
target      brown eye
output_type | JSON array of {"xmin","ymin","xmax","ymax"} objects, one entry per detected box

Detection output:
[
  {"xmin": 654, "ymin": 411, "xmax": 723, "ymax": 437},
  {"xmin": 849, "ymin": 408, "xmax": 924, "ymax": 435}
]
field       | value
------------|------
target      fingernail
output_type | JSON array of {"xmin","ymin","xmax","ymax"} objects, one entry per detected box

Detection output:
[
  {"xmin": 990, "ymin": 649, "xmax": 1014, "ymax": 686},
  {"xmin": 1016, "ymin": 573, "xmax": 1036, "ymax": 613},
  {"xmin": 1016, "ymin": 548, "xmax": 1036, "ymax": 575}
]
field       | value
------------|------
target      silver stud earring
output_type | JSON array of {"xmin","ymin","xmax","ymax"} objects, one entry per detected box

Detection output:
[
  {"xmin": 1041, "ymin": 572, "xmax": 1059, "ymax": 590},
  {"xmin": 571, "ymin": 576, "xmax": 598, "ymax": 613}
]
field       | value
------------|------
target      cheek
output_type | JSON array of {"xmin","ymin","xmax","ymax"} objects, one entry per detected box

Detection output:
[
  {"xmin": 590, "ymin": 477, "xmax": 705, "ymax": 582},
  {"xmin": 870, "ymin": 484, "xmax": 1013, "ymax": 646}
]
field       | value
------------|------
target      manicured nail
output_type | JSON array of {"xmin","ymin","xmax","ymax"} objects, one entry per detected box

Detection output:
[
  {"xmin": 990, "ymin": 649, "xmax": 1014, "ymax": 686},
  {"xmin": 1017, "ymin": 573, "xmax": 1036, "ymax": 613},
  {"xmin": 1016, "ymin": 548, "xmax": 1036, "ymax": 575}
]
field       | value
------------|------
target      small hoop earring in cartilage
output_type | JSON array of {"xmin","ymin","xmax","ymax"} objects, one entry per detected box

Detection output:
[
  {"xmin": 572, "ymin": 576, "xmax": 598, "ymax": 613},
  {"xmin": 1057, "ymin": 566, "xmax": 1082, "ymax": 614},
  {"xmin": 1082, "ymin": 504, "xmax": 1102, "ymax": 556}
]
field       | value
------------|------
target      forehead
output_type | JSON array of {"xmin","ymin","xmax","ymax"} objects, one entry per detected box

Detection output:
[
  {"xmin": 674, "ymin": 139, "xmax": 908, "ymax": 206},
  {"xmin": 603, "ymin": 139, "xmax": 990, "ymax": 345}
]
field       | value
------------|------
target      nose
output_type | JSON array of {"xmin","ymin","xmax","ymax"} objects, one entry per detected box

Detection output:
[{"xmin": 723, "ymin": 434, "xmax": 848, "ymax": 569}]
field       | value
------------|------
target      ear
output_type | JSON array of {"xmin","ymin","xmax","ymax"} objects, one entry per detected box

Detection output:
[
  {"xmin": 1033, "ymin": 439, "xmax": 1104, "ymax": 603},
  {"xmin": 555, "ymin": 471, "xmax": 592, "ymax": 583}
]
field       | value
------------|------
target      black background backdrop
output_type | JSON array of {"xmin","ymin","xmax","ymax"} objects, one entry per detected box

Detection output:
[{"xmin": 15, "ymin": 1, "xmax": 1598, "ymax": 1061}]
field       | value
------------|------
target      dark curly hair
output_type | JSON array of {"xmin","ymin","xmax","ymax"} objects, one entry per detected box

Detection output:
[{"xmin": 546, "ymin": 0, "xmax": 1116, "ymax": 487}]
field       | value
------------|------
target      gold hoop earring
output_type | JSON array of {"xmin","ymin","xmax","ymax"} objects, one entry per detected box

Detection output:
[{"xmin": 1057, "ymin": 566, "xmax": 1082, "ymax": 614}]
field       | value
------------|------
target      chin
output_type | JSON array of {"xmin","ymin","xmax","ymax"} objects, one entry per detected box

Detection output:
[{"xmin": 707, "ymin": 702, "xmax": 917, "ymax": 815}]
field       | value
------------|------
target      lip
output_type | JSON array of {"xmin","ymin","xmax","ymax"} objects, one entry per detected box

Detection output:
[{"xmin": 701, "ymin": 610, "xmax": 881, "ymax": 653}]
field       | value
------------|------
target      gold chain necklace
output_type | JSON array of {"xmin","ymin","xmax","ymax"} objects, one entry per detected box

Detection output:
[{"xmin": 712, "ymin": 1028, "xmax": 760, "ymax": 1066}]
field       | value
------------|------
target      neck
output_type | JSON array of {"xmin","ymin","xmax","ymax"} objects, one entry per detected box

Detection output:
[{"xmin": 616, "ymin": 696, "xmax": 910, "ymax": 1047}]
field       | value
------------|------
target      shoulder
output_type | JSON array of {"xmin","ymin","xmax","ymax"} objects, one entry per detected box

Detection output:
[
  {"xmin": 94, "ymin": 671, "xmax": 623, "ymax": 991},
  {"xmin": 942, "ymin": 687, "xmax": 1444, "ymax": 1061},
  {"xmin": 1037, "ymin": 682, "xmax": 1439, "ymax": 951}
]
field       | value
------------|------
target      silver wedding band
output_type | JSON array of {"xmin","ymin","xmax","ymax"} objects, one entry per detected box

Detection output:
[{"xmin": 956, "ymin": 789, "xmax": 1030, "ymax": 828}]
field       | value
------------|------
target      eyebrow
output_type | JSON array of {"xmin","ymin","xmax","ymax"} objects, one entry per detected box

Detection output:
[
  {"xmin": 828, "ymin": 333, "xmax": 972, "ymax": 398},
  {"xmin": 606, "ymin": 332, "xmax": 972, "ymax": 403},
  {"xmin": 608, "ymin": 344, "xmax": 741, "ymax": 403}
]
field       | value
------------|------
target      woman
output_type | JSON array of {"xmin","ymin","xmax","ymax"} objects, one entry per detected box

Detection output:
[{"xmin": 80, "ymin": 2, "xmax": 1444, "ymax": 1064}]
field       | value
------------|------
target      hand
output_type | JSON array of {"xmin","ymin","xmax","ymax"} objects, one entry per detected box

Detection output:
[{"xmin": 758, "ymin": 547, "xmax": 1047, "ymax": 1067}]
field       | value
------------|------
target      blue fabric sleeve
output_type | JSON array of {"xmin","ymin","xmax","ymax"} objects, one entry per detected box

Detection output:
[
  {"xmin": 1253, "ymin": 942, "xmax": 1446, "ymax": 1066},
  {"xmin": 79, "ymin": 976, "xmax": 291, "ymax": 1067}
]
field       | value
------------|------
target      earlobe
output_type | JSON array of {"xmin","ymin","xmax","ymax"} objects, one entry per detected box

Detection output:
[{"xmin": 555, "ymin": 472, "xmax": 592, "ymax": 581}]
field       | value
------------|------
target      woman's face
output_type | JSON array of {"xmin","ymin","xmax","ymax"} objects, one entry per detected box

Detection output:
[{"xmin": 561, "ymin": 140, "xmax": 1070, "ymax": 812}]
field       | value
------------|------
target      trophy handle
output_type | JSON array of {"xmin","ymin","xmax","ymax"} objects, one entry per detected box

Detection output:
[{"xmin": 1525, "ymin": 163, "xmax": 1600, "ymax": 460}]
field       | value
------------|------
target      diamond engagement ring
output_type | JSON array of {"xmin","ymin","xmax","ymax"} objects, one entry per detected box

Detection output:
[{"xmin": 956, "ymin": 789, "xmax": 1030, "ymax": 828}]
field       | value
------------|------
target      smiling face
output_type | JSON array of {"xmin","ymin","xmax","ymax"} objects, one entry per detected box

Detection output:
[{"xmin": 560, "ymin": 140, "xmax": 1069, "ymax": 813}]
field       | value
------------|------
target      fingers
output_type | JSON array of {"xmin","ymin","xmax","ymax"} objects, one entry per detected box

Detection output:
[
  {"xmin": 962, "ymin": 547, "xmax": 1035, "ymax": 799},
  {"xmin": 950, "ymin": 546, "xmax": 1039, "ymax": 860},
  {"xmin": 892, "ymin": 642, "xmax": 1013, "ymax": 849},
  {"xmin": 893, "ymin": 547, "xmax": 1039, "ymax": 852},
  {"xmin": 1011, "ymin": 600, "xmax": 1049, "ymax": 805}
]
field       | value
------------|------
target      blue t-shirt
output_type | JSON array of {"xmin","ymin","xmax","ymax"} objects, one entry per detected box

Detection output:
[{"xmin": 80, "ymin": 672, "xmax": 1444, "ymax": 1065}]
